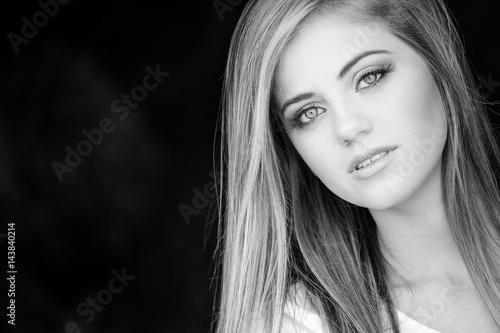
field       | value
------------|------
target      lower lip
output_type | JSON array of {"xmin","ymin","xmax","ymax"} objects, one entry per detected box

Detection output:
[{"xmin": 350, "ymin": 148, "xmax": 397, "ymax": 180}]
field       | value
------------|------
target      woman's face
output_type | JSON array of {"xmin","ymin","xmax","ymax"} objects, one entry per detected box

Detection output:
[{"xmin": 274, "ymin": 14, "xmax": 447, "ymax": 210}]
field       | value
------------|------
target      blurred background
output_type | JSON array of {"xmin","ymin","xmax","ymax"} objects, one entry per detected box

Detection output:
[{"xmin": 0, "ymin": 0, "xmax": 499, "ymax": 332}]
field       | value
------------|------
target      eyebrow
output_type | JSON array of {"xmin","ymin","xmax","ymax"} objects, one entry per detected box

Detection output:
[
  {"xmin": 280, "ymin": 93, "xmax": 314, "ymax": 116},
  {"xmin": 338, "ymin": 49, "xmax": 391, "ymax": 79},
  {"xmin": 280, "ymin": 49, "xmax": 391, "ymax": 115}
]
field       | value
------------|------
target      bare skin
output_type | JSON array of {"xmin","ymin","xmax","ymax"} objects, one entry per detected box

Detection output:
[
  {"xmin": 391, "ymin": 278, "xmax": 498, "ymax": 332},
  {"xmin": 274, "ymin": 13, "xmax": 500, "ymax": 332}
]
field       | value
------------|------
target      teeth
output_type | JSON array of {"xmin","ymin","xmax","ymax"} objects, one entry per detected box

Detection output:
[{"xmin": 356, "ymin": 151, "xmax": 388, "ymax": 170}]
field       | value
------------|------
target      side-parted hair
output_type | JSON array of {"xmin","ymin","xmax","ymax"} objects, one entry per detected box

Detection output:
[{"xmin": 214, "ymin": 0, "xmax": 500, "ymax": 332}]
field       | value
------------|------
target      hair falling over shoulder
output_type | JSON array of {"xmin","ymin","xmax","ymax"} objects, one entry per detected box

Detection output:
[{"xmin": 212, "ymin": 0, "xmax": 500, "ymax": 332}]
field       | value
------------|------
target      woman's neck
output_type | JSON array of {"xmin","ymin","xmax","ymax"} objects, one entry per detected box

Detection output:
[{"xmin": 369, "ymin": 168, "xmax": 470, "ymax": 288}]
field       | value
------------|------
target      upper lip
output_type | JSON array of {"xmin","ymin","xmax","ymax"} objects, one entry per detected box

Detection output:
[{"xmin": 348, "ymin": 145, "xmax": 398, "ymax": 173}]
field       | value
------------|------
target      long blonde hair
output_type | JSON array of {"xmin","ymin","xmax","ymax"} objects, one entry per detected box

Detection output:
[{"xmin": 214, "ymin": 0, "xmax": 500, "ymax": 332}]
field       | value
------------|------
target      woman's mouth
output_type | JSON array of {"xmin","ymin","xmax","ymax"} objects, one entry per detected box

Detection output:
[
  {"xmin": 349, "ymin": 146, "xmax": 398, "ymax": 180},
  {"xmin": 354, "ymin": 150, "xmax": 390, "ymax": 170}
]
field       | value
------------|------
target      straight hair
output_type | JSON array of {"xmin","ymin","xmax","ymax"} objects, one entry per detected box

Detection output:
[{"xmin": 214, "ymin": 0, "xmax": 500, "ymax": 332}]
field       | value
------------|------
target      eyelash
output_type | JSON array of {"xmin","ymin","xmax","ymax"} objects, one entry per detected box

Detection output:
[
  {"xmin": 354, "ymin": 63, "xmax": 395, "ymax": 92},
  {"xmin": 288, "ymin": 63, "xmax": 396, "ymax": 130},
  {"xmin": 291, "ymin": 103, "xmax": 326, "ymax": 129}
]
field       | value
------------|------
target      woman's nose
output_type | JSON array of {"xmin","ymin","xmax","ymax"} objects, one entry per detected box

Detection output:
[{"xmin": 333, "ymin": 103, "xmax": 373, "ymax": 146}]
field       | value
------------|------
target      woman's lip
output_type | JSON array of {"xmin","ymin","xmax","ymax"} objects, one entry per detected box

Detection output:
[
  {"xmin": 348, "ymin": 146, "xmax": 399, "ymax": 174},
  {"xmin": 349, "ymin": 147, "xmax": 398, "ymax": 180}
]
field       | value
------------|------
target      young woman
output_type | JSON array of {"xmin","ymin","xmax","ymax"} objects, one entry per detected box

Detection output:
[{"xmin": 214, "ymin": 0, "xmax": 500, "ymax": 332}]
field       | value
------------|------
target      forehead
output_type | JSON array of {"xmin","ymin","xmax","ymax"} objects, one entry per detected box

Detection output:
[{"xmin": 274, "ymin": 14, "xmax": 401, "ymax": 93}]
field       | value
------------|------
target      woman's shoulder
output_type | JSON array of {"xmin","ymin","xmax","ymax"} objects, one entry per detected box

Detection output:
[
  {"xmin": 281, "ymin": 282, "xmax": 328, "ymax": 333},
  {"xmin": 282, "ymin": 282, "xmax": 427, "ymax": 333}
]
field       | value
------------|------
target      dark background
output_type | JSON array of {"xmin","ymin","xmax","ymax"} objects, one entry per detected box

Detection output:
[{"xmin": 0, "ymin": 0, "xmax": 499, "ymax": 332}]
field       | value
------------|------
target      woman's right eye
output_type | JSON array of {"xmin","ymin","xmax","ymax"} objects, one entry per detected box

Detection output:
[{"xmin": 293, "ymin": 104, "xmax": 326, "ymax": 129}]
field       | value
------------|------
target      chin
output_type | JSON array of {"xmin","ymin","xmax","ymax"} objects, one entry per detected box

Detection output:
[
  {"xmin": 342, "ymin": 182, "xmax": 415, "ymax": 211},
  {"xmin": 356, "ymin": 195, "xmax": 403, "ymax": 211},
  {"xmin": 363, "ymin": 195, "xmax": 407, "ymax": 211}
]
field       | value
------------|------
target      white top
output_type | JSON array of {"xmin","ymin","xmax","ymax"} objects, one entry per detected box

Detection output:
[
  {"xmin": 282, "ymin": 286, "xmax": 442, "ymax": 333},
  {"xmin": 396, "ymin": 311, "xmax": 442, "ymax": 333}
]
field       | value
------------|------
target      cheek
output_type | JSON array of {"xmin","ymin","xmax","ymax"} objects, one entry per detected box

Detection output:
[
  {"xmin": 289, "ymin": 134, "xmax": 348, "ymax": 190},
  {"xmin": 391, "ymin": 66, "xmax": 447, "ymax": 142},
  {"xmin": 416, "ymin": 71, "xmax": 445, "ymax": 123},
  {"xmin": 290, "ymin": 135, "xmax": 328, "ymax": 174}
]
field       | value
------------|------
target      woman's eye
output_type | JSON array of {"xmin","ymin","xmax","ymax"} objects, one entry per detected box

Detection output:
[
  {"xmin": 363, "ymin": 73, "xmax": 378, "ymax": 85},
  {"xmin": 293, "ymin": 105, "xmax": 326, "ymax": 128},
  {"xmin": 357, "ymin": 72, "xmax": 382, "ymax": 90},
  {"xmin": 355, "ymin": 64, "xmax": 395, "ymax": 92},
  {"xmin": 304, "ymin": 108, "xmax": 318, "ymax": 119}
]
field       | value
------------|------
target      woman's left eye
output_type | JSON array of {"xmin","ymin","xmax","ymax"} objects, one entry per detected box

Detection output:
[
  {"xmin": 290, "ymin": 104, "xmax": 326, "ymax": 129},
  {"xmin": 355, "ymin": 64, "xmax": 395, "ymax": 92}
]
